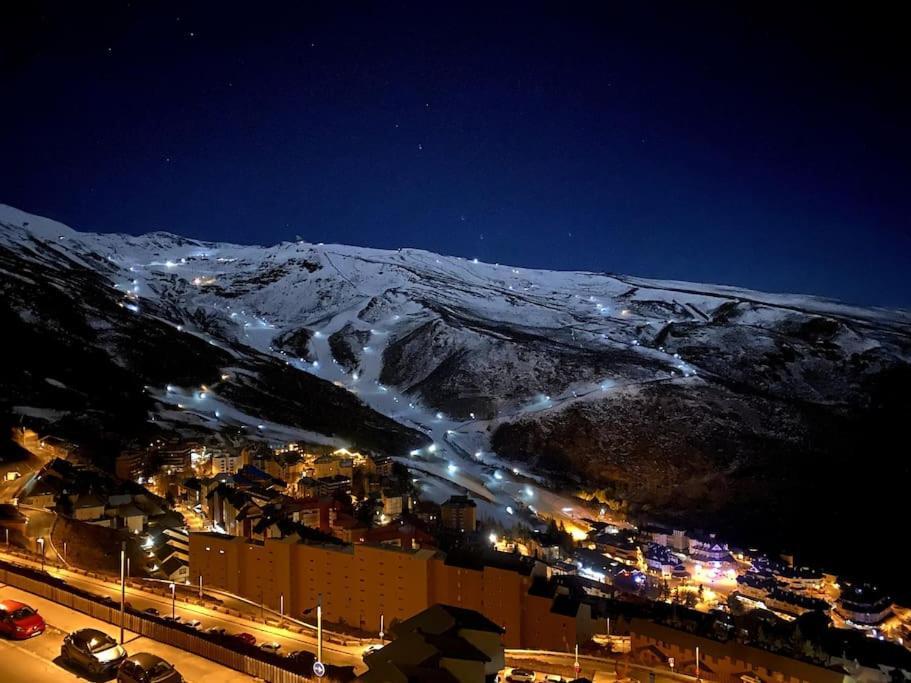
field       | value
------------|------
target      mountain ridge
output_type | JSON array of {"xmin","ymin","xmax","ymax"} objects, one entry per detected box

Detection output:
[{"xmin": 2, "ymin": 203, "xmax": 909, "ymax": 587}]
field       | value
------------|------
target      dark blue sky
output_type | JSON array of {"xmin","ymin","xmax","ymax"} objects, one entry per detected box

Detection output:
[{"xmin": 2, "ymin": 2, "xmax": 909, "ymax": 306}]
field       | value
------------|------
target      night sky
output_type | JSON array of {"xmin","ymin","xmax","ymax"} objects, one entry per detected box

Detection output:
[{"xmin": 2, "ymin": 2, "xmax": 908, "ymax": 306}]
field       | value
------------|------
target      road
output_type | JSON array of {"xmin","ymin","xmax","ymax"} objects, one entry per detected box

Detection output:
[
  {"xmin": 503, "ymin": 655, "xmax": 700, "ymax": 683},
  {"xmin": 0, "ymin": 549, "xmax": 367, "ymax": 672},
  {"xmin": 0, "ymin": 583, "xmax": 254, "ymax": 682}
]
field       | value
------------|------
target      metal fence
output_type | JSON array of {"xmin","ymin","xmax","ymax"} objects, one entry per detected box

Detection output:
[{"xmin": 0, "ymin": 563, "xmax": 342, "ymax": 683}]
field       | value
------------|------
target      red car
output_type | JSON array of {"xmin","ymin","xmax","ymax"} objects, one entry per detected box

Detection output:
[
  {"xmin": 0, "ymin": 599, "xmax": 46, "ymax": 639},
  {"xmin": 233, "ymin": 632, "xmax": 256, "ymax": 645}
]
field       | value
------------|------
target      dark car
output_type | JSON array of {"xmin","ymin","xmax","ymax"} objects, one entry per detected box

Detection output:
[
  {"xmin": 143, "ymin": 608, "xmax": 160, "ymax": 617},
  {"xmin": 0, "ymin": 599, "xmax": 46, "ymax": 639},
  {"xmin": 117, "ymin": 652, "xmax": 183, "ymax": 683},
  {"xmin": 61, "ymin": 628, "xmax": 127, "ymax": 676},
  {"xmin": 233, "ymin": 632, "xmax": 256, "ymax": 645}
]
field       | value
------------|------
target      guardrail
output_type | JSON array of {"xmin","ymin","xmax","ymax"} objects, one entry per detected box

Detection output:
[
  {"xmin": 0, "ymin": 558, "xmax": 355, "ymax": 682},
  {"xmin": 134, "ymin": 575, "xmax": 371, "ymax": 648}
]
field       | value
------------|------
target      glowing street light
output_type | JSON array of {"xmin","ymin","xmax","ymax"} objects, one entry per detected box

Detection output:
[
  {"xmin": 120, "ymin": 542, "xmax": 126, "ymax": 644},
  {"xmin": 37, "ymin": 537, "xmax": 45, "ymax": 572}
]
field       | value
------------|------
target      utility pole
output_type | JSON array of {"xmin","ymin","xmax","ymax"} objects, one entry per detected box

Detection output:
[
  {"xmin": 37, "ymin": 537, "xmax": 45, "ymax": 572},
  {"xmin": 119, "ymin": 542, "xmax": 126, "ymax": 644},
  {"xmin": 198, "ymin": 574, "xmax": 203, "ymax": 599},
  {"xmin": 379, "ymin": 613, "xmax": 384, "ymax": 643},
  {"xmin": 317, "ymin": 593, "xmax": 323, "ymax": 665},
  {"xmin": 696, "ymin": 644, "xmax": 701, "ymax": 681},
  {"xmin": 170, "ymin": 582, "xmax": 176, "ymax": 618}
]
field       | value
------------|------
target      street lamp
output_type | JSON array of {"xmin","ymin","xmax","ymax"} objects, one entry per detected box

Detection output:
[
  {"xmin": 379, "ymin": 613, "xmax": 384, "ymax": 643},
  {"xmin": 119, "ymin": 542, "xmax": 126, "ymax": 644},
  {"xmin": 37, "ymin": 537, "xmax": 45, "ymax": 572},
  {"xmin": 170, "ymin": 582, "xmax": 176, "ymax": 618},
  {"xmin": 302, "ymin": 594, "xmax": 323, "ymax": 666},
  {"xmin": 198, "ymin": 574, "xmax": 203, "ymax": 599}
]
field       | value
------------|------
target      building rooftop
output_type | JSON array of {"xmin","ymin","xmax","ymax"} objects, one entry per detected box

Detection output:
[
  {"xmin": 441, "ymin": 495, "xmax": 476, "ymax": 508},
  {"xmin": 392, "ymin": 603, "xmax": 505, "ymax": 638},
  {"xmin": 74, "ymin": 493, "xmax": 105, "ymax": 508}
]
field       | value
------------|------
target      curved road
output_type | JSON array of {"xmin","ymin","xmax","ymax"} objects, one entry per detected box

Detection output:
[{"xmin": 0, "ymin": 549, "xmax": 367, "ymax": 672}]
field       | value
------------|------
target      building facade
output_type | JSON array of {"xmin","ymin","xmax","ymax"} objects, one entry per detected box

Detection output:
[
  {"xmin": 440, "ymin": 495, "xmax": 477, "ymax": 533},
  {"xmin": 630, "ymin": 619, "xmax": 847, "ymax": 683},
  {"xmin": 189, "ymin": 532, "xmax": 589, "ymax": 649}
]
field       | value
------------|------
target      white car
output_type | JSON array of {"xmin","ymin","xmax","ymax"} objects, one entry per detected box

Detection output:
[
  {"xmin": 507, "ymin": 669, "xmax": 536, "ymax": 682},
  {"xmin": 259, "ymin": 641, "xmax": 281, "ymax": 652},
  {"xmin": 544, "ymin": 676, "xmax": 564, "ymax": 683},
  {"xmin": 184, "ymin": 619, "xmax": 202, "ymax": 629}
]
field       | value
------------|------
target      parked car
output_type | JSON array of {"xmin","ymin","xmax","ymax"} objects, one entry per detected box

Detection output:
[
  {"xmin": 60, "ymin": 628, "xmax": 127, "ymax": 676},
  {"xmin": 362, "ymin": 644, "xmax": 382, "ymax": 660},
  {"xmin": 0, "ymin": 599, "xmax": 46, "ymax": 639},
  {"xmin": 162, "ymin": 615, "xmax": 181, "ymax": 624},
  {"xmin": 259, "ymin": 641, "xmax": 281, "ymax": 652},
  {"xmin": 507, "ymin": 669, "xmax": 536, "ymax": 682},
  {"xmin": 205, "ymin": 627, "xmax": 227, "ymax": 636},
  {"xmin": 143, "ymin": 608, "xmax": 160, "ymax": 617},
  {"xmin": 183, "ymin": 619, "xmax": 202, "ymax": 630},
  {"xmin": 233, "ymin": 632, "xmax": 256, "ymax": 645},
  {"xmin": 117, "ymin": 652, "xmax": 183, "ymax": 683},
  {"xmin": 544, "ymin": 676, "xmax": 564, "ymax": 683}
]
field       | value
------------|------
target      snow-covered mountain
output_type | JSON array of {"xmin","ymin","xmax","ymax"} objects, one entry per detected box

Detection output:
[{"xmin": 2, "ymin": 204, "xmax": 910, "ymax": 574}]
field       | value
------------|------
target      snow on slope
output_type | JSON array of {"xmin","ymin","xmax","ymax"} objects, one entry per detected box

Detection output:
[{"xmin": 2, "ymin": 203, "xmax": 909, "ymax": 532}]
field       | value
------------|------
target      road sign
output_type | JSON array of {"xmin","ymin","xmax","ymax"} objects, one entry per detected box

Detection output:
[{"xmin": 313, "ymin": 661, "xmax": 326, "ymax": 678}]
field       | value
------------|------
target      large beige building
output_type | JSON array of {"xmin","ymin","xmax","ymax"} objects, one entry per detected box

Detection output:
[{"xmin": 189, "ymin": 532, "xmax": 592, "ymax": 650}]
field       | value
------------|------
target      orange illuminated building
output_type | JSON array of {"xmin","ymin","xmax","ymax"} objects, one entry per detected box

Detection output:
[{"xmin": 189, "ymin": 532, "xmax": 591, "ymax": 649}]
